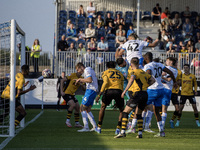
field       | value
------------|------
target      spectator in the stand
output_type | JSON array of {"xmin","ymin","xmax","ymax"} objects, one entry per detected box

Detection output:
[
  {"xmin": 116, "ymin": 25, "xmax": 125, "ymax": 36},
  {"xmin": 77, "ymin": 43, "xmax": 86, "ymax": 56},
  {"xmin": 193, "ymin": 16, "xmax": 200, "ymax": 32},
  {"xmin": 84, "ymin": 49, "xmax": 95, "ymax": 68},
  {"xmin": 193, "ymin": 32, "xmax": 200, "ymax": 43},
  {"xmin": 127, "ymin": 25, "xmax": 135, "ymax": 38},
  {"xmin": 116, "ymin": 31, "xmax": 126, "ymax": 48},
  {"xmin": 58, "ymin": 35, "xmax": 68, "ymax": 51},
  {"xmin": 87, "ymin": 2, "xmax": 96, "ymax": 21},
  {"xmin": 161, "ymin": 7, "xmax": 169, "ymax": 22},
  {"xmin": 77, "ymin": 5, "xmax": 86, "ymax": 17},
  {"xmin": 107, "ymin": 22, "xmax": 116, "ymax": 35},
  {"xmin": 96, "ymin": 53, "xmax": 104, "ymax": 73},
  {"xmin": 114, "ymin": 13, "xmax": 125, "ymax": 29},
  {"xmin": 160, "ymin": 29, "xmax": 174, "ymax": 50},
  {"xmin": 151, "ymin": 3, "xmax": 162, "ymax": 26},
  {"xmin": 165, "ymin": 13, "xmax": 173, "ymax": 31},
  {"xmin": 183, "ymin": 6, "xmax": 191, "ymax": 18},
  {"xmin": 182, "ymin": 18, "xmax": 193, "ymax": 38},
  {"xmin": 97, "ymin": 37, "xmax": 108, "ymax": 52},
  {"xmin": 85, "ymin": 23, "xmax": 96, "ymax": 39},
  {"xmin": 186, "ymin": 40, "xmax": 194, "ymax": 53},
  {"xmin": 176, "ymin": 41, "xmax": 184, "ymax": 52},
  {"xmin": 77, "ymin": 29, "xmax": 86, "ymax": 41},
  {"xmin": 88, "ymin": 37, "xmax": 97, "ymax": 51},
  {"xmin": 172, "ymin": 13, "xmax": 182, "ymax": 30},
  {"xmin": 94, "ymin": 15, "xmax": 104, "ymax": 27},
  {"xmin": 195, "ymin": 39, "xmax": 200, "ymax": 53},
  {"xmin": 167, "ymin": 42, "xmax": 175, "ymax": 54},
  {"xmin": 66, "ymin": 19, "xmax": 72, "ymax": 30},
  {"xmin": 191, "ymin": 55, "xmax": 200, "ymax": 76},
  {"xmin": 160, "ymin": 21, "xmax": 168, "ymax": 31},
  {"xmin": 105, "ymin": 13, "xmax": 114, "ymax": 26},
  {"xmin": 67, "ymin": 24, "xmax": 76, "ymax": 38},
  {"xmin": 67, "ymin": 42, "xmax": 77, "ymax": 52}
]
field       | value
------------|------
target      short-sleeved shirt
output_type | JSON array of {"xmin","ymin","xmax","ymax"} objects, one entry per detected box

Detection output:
[
  {"xmin": 152, "ymin": 7, "xmax": 162, "ymax": 15},
  {"xmin": 116, "ymin": 29, "xmax": 126, "ymax": 35},
  {"xmin": 122, "ymin": 40, "xmax": 149, "ymax": 64},
  {"xmin": 195, "ymin": 42, "xmax": 200, "ymax": 50},
  {"xmin": 116, "ymin": 36, "xmax": 126, "ymax": 42},
  {"xmin": 143, "ymin": 62, "xmax": 165, "ymax": 90},
  {"xmin": 87, "ymin": 6, "xmax": 95, "ymax": 16},
  {"xmin": 84, "ymin": 67, "xmax": 98, "ymax": 92},
  {"xmin": 1, "ymin": 73, "xmax": 25, "ymax": 99},
  {"xmin": 181, "ymin": 73, "xmax": 197, "ymax": 96},
  {"xmin": 97, "ymin": 42, "xmax": 108, "ymax": 50}
]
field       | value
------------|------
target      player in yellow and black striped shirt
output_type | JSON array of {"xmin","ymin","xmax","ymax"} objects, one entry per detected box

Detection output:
[
  {"xmin": 175, "ymin": 64, "xmax": 200, "ymax": 127},
  {"xmin": 95, "ymin": 61, "xmax": 124, "ymax": 134},
  {"xmin": 114, "ymin": 57, "xmax": 155, "ymax": 139}
]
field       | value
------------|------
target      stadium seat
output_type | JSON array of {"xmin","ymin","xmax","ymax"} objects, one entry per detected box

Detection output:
[
  {"xmin": 134, "ymin": 11, "xmax": 142, "ymax": 20},
  {"xmin": 59, "ymin": 10, "xmax": 67, "ymax": 18},
  {"xmin": 106, "ymin": 11, "xmax": 114, "ymax": 19},
  {"xmin": 67, "ymin": 38, "xmax": 76, "ymax": 47},
  {"xmin": 69, "ymin": 10, "xmax": 76, "ymax": 18},
  {"xmin": 59, "ymin": 18, "xmax": 67, "ymax": 24},
  {"xmin": 125, "ymin": 18, "xmax": 133, "ymax": 24},
  {"xmin": 115, "ymin": 11, "xmax": 123, "ymax": 18},
  {"xmin": 77, "ymin": 23, "xmax": 85, "ymax": 31},
  {"xmin": 97, "ymin": 11, "xmax": 105, "ymax": 19},
  {"xmin": 106, "ymin": 34, "xmax": 116, "ymax": 41},
  {"xmin": 69, "ymin": 18, "xmax": 76, "ymax": 26},
  {"xmin": 125, "ymin": 11, "xmax": 133, "ymax": 19},
  {"xmin": 77, "ymin": 39, "xmax": 86, "ymax": 46},
  {"xmin": 191, "ymin": 11, "xmax": 198, "ymax": 20},
  {"xmin": 142, "ymin": 11, "xmax": 151, "ymax": 20},
  {"xmin": 77, "ymin": 17, "xmax": 85, "ymax": 24},
  {"xmin": 96, "ymin": 28, "xmax": 106, "ymax": 40},
  {"xmin": 108, "ymin": 42, "xmax": 116, "ymax": 52}
]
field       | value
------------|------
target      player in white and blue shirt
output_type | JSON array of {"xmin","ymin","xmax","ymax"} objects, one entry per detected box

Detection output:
[
  {"xmin": 143, "ymin": 52, "xmax": 177, "ymax": 137},
  {"xmin": 161, "ymin": 57, "xmax": 178, "ymax": 129},
  {"xmin": 75, "ymin": 63, "xmax": 98, "ymax": 132}
]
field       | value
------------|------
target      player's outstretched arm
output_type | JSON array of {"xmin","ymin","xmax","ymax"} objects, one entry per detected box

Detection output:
[
  {"xmin": 115, "ymin": 48, "xmax": 124, "ymax": 59},
  {"xmin": 148, "ymin": 76, "xmax": 156, "ymax": 86},
  {"xmin": 148, "ymin": 39, "xmax": 159, "ymax": 47},
  {"xmin": 74, "ymin": 77, "xmax": 92, "ymax": 85},
  {"xmin": 18, "ymin": 85, "xmax": 36, "ymax": 97},
  {"xmin": 121, "ymin": 75, "xmax": 135, "ymax": 98}
]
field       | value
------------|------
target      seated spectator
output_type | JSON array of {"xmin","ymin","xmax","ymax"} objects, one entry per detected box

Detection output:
[
  {"xmin": 85, "ymin": 23, "xmax": 96, "ymax": 39},
  {"xmin": 97, "ymin": 37, "xmax": 108, "ymax": 52},
  {"xmin": 165, "ymin": 13, "xmax": 173, "ymax": 31},
  {"xmin": 87, "ymin": 37, "xmax": 97, "ymax": 51},
  {"xmin": 116, "ymin": 25, "xmax": 125, "ymax": 36},
  {"xmin": 116, "ymin": 31, "xmax": 126, "ymax": 48},
  {"xmin": 181, "ymin": 44, "xmax": 188, "ymax": 53},
  {"xmin": 67, "ymin": 24, "xmax": 76, "ymax": 38},
  {"xmin": 57, "ymin": 35, "xmax": 68, "ymax": 51},
  {"xmin": 114, "ymin": 13, "xmax": 125, "ymax": 29},
  {"xmin": 77, "ymin": 5, "xmax": 86, "ymax": 17},
  {"xmin": 76, "ymin": 29, "xmax": 86, "ymax": 41},
  {"xmin": 94, "ymin": 15, "xmax": 104, "ymax": 27},
  {"xmin": 87, "ymin": 2, "xmax": 96, "ymax": 21},
  {"xmin": 107, "ymin": 22, "xmax": 116, "ymax": 35},
  {"xmin": 160, "ymin": 21, "xmax": 168, "ymax": 31},
  {"xmin": 151, "ymin": 3, "xmax": 162, "ymax": 26},
  {"xmin": 67, "ymin": 42, "xmax": 77, "ymax": 52},
  {"xmin": 193, "ymin": 32, "xmax": 200, "ymax": 43},
  {"xmin": 186, "ymin": 40, "xmax": 194, "ymax": 53},
  {"xmin": 179, "ymin": 44, "xmax": 188, "ymax": 65},
  {"xmin": 161, "ymin": 7, "xmax": 169, "ymax": 22},
  {"xmin": 175, "ymin": 41, "xmax": 184, "ymax": 52},
  {"xmin": 84, "ymin": 49, "xmax": 95, "ymax": 69},
  {"xmin": 183, "ymin": 6, "xmax": 191, "ymax": 18},
  {"xmin": 195, "ymin": 39, "xmax": 200, "ymax": 53},
  {"xmin": 182, "ymin": 18, "xmax": 193, "ymax": 38},
  {"xmin": 193, "ymin": 16, "xmax": 200, "ymax": 32},
  {"xmin": 105, "ymin": 13, "xmax": 114, "ymax": 26},
  {"xmin": 160, "ymin": 29, "xmax": 175, "ymax": 50},
  {"xmin": 66, "ymin": 19, "xmax": 72, "ymax": 30},
  {"xmin": 77, "ymin": 43, "xmax": 86, "ymax": 56},
  {"xmin": 172, "ymin": 13, "xmax": 182, "ymax": 30},
  {"xmin": 127, "ymin": 25, "xmax": 135, "ymax": 38},
  {"xmin": 167, "ymin": 42, "xmax": 175, "ymax": 53}
]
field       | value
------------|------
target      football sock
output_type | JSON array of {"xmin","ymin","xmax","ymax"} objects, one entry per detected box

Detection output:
[
  {"xmin": 194, "ymin": 113, "xmax": 199, "ymax": 124},
  {"xmin": 129, "ymin": 112, "xmax": 134, "ymax": 121},
  {"xmin": 117, "ymin": 121, "xmax": 121, "ymax": 129},
  {"xmin": 131, "ymin": 118, "xmax": 137, "ymax": 129},
  {"xmin": 98, "ymin": 121, "xmax": 102, "ymax": 129},
  {"xmin": 81, "ymin": 111, "xmax": 89, "ymax": 129},
  {"xmin": 137, "ymin": 114, "xmax": 143, "ymax": 135},
  {"xmin": 157, "ymin": 121, "xmax": 164, "ymax": 132},
  {"xmin": 142, "ymin": 111, "xmax": 147, "ymax": 128},
  {"xmin": 74, "ymin": 113, "xmax": 80, "ymax": 123},
  {"xmin": 87, "ymin": 112, "xmax": 97, "ymax": 128},
  {"xmin": 161, "ymin": 112, "xmax": 167, "ymax": 128},
  {"xmin": 177, "ymin": 113, "xmax": 182, "ymax": 121},
  {"xmin": 121, "ymin": 112, "xmax": 128, "ymax": 134},
  {"xmin": 57, "ymin": 99, "xmax": 60, "ymax": 110},
  {"xmin": 15, "ymin": 120, "xmax": 20, "ymax": 127},
  {"xmin": 145, "ymin": 110, "xmax": 153, "ymax": 129},
  {"xmin": 66, "ymin": 111, "xmax": 72, "ymax": 122},
  {"xmin": 171, "ymin": 111, "xmax": 179, "ymax": 121}
]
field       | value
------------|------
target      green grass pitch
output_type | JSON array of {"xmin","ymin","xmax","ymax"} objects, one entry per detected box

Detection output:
[{"xmin": 1, "ymin": 109, "xmax": 200, "ymax": 150}]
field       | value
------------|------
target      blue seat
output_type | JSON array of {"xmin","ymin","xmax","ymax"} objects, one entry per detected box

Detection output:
[
  {"xmin": 115, "ymin": 11, "xmax": 123, "ymax": 18},
  {"xmin": 67, "ymin": 39, "xmax": 76, "ymax": 47},
  {"xmin": 77, "ymin": 39, "xmax": 86, "ymax": 46},
  {"xmin": 78, "ymin": 23, "xmax": 85, "ymax": 30},
  {"xmin": 125, "ymin": 18, "xmax": 133, "ymax": 24},
  {"xmin": 69, "ymin": 10, "xmax": 76, "ymax": 18},
  {"xmin": 97, "ymin": 28, "xmax": 106, "ymax": 40},
  {"xmin": 78, "ymin": 17, "xmax": 85, "ymax": 24},
  {"xmin": 134, "ymin": 11, "xmax": 142, "ymax": 20},
  {"xmin": 106, "ymin": 34, "xmax": 116, "ymax": 41},
  {"xmin": 142, "ymin": 11, "xmax": 151, "ymax": 20},
  {"xmin": 191, "ymin": 11, "xmax": 198, "ymax": 20},
  {"xmin": 106, "ymin": 11, "xmax": 114, "ymax": 19},
  {"xmin": 97, "ymin": 11, "xmax": 105, "ymax": 19},
  {"xmin": 69, "ymin": 18, "xmax": 76, "ymax": 25},
  {"xmin": 108, "ymin": 42, "xmax": 116, "ymax": 52},
  {"xmin": 59, "ymin": 10, "xmax": 67, "ymax": 18},
  {"xmin": 125, "ymin": 11, "xmax": 133, "ymax": 19}
]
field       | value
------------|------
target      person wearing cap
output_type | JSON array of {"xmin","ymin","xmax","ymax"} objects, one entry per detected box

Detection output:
[
  {"xmin": 97, "ymin": 37, "xmax": 108, "ymax": 52},
  {"xmin": 151, "ymin": 3, "xmax": 162, "ymax": 26}
]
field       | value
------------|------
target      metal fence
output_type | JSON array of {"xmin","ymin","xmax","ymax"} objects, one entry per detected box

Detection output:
[{"xmin": 56, "ymin": 51, "xmax": 200, "ymax": 80}]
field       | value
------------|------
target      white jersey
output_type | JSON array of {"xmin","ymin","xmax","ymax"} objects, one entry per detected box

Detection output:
[
  {"xmin": 162, "ymin": 66, "xmax": 178, "ymax": 91},
  {"xmin": 84, "ymin": 67, "xmax": 98, "ymax": 92},
  {"xmin": 144, "ymin": 61, "xmax": 165, "ymax": 90},
  {"xmin": 122, "ymin": 40, "xmax": 149, "ymax": 64}
]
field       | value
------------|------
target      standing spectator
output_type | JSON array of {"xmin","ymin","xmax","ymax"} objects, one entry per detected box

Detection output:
[
  {"xmin": 87, "ymin": 2, "xmax": 96, "ymax": 21},
  {"xmin": 58, "ymin": 35, "xmax": 68, "ymax": 51},
  {"xmin": 77, "ymin": 5, "xmax": 86, "ymax": 17},
  {"xmin": 151, "ymin": 3, "xmax": 162, "ymax": 26},
  {"xmin": 172, "ymin": 13, "xmax": 182, "ymax": 31},
  {"xmin": 116, "ymin": 25, "xmax": 125, "ymax": 36},
  {"xmin": 88, "ymin": 37, "xmax": 97, "ymax": 51},
  {"xmin": 195, "ymin": 39, "xmax": 200, "ymax": 53},
  {"xmin": 114, "ymin": 13, "xmax": 125, "ymax": 29},
  {"xmin": 66, "ymin": 19, "xmax": 72, "ymax": 30},
  {"xmin": 94, "ymin": 15, "xmax": 104, "ymax": 27},
  {"xmin": 127, "ymin": 25, "xmax": 135, "ymax": 38},
  {"xmin": 182, "ymin": 18, "xmax": 193, "ymax": 38},
  {"xmin": 97, "ymin": 37, "xmax": 108, "ymax": 52},
  {"xmin": 85, "ymin": 23, "xmax": 96, "ymax": 39},
  {"xmin": 76, "ymin": 29, "xmax": 86, "ymax": 41},
  {"xmin": 31, "ymin": 39, "xmax": 42, "ymax": 73},
  {"xmin": 183, "ymin": 6, "xmax": 191, "ymax": 18},
  {"xmin": 105, "ymin": 13, "xmax": 114, "ymax": 26},
  {"xmin": 116, "ymin": 31, "xmax": 126, "ymax": 48},
  {"xmin": 96, "ymin": 53, "xmax": 104, "ymax": 73},
  {"xmin": 161, "ymin": 7, "xmax": 169, "ymax": 22},
  {"xmin": 67, "ymin": 24, "xmax": 76, "ymax": 38}
]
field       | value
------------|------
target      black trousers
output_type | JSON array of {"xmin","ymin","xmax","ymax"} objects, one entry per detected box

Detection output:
[{"xmin": 32, "ymin": 57, "xmax": 39, "ymax": 72}]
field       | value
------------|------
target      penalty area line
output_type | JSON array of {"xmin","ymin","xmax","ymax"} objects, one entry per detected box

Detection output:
[{"xmin": 0, "ymin": 111, "xmax": 43, "ymax": 150}]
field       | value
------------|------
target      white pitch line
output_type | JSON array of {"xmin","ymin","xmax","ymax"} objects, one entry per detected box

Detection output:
[{"xmin": 0, "ymin": 111, "xmax": 43, "ymax": 150}]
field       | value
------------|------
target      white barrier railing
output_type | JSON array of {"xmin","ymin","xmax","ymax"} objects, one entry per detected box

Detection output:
[{"xmin": 56, "ymin": 51, "xmax": 200, "ymax": 80}]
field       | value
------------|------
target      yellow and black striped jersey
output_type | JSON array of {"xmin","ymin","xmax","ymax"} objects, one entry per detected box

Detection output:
[
  {"xmin": 172, "ymin": 69, "xmax": 182, "ymax": 94},
  {"xmin": 64, "ymin": 73, "xmax": 83, "ymax": 95},
  {"xmin": 181, "ymin": 73, "xmax": 197, "ymax": 96},
  {"xmin": 1, "ymin": 73, "xmax": 25, "ymax": 99},
  {"xmin": 100, "ymin": 68, "xmax": 124, "ymax": 92}
]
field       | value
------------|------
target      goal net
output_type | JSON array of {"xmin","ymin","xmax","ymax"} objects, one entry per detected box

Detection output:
[{"xmin": 0, "ymin": 20, "xmax": 25, "ymax": 137}]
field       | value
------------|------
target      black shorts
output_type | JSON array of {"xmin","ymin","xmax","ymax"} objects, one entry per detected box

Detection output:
[
  {"xmin": 171, "ymin": 93, "xmax": 179, "ymax": 105},
  {"xmin": 0, "ymin": 97, "xmax": 21, "ymax": 108},
  {"xmin": 102, "ymin": 89, "xmax": 124, "ymax": 108},
  {"xmin": 62, "ymin": 94, "xmax": 78, "ymax": 103},
  {"xmin": 180, "ymin": 95, "xmax": 196, "ymax": 104},
  {"xmin": 126, "ymin": 91, "xmax": 148, "ymax": 111}
]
